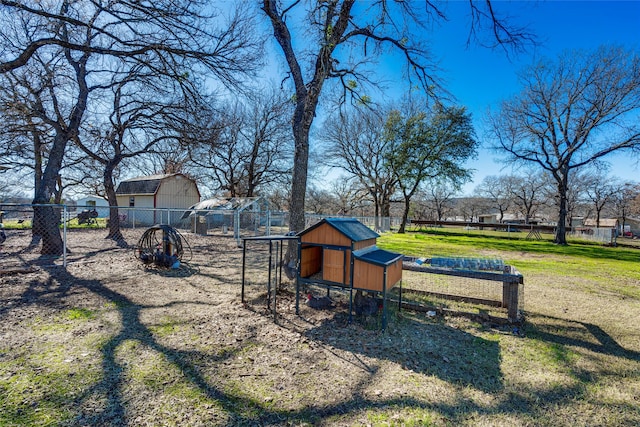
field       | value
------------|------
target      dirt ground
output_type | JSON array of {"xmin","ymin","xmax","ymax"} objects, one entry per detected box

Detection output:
[
  {"xmin": 1, "ymin": 229, "xmax": 638, "ymax": 426},
  {"xmin": 0, "ymin": 230, "xmax": 457, "ymax": 425}
]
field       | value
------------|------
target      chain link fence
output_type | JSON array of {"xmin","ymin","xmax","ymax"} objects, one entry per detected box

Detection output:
[
  {"xmin": 569, "ymin": 227, "xmax": 618, "ymax": 245},
  {"xmin": 304, "ymin": 214, "xmax": 398, "ymax": 233},
  {"xmin": 1, "ymin": 204, "xmax": 69, "ymax": 269},
  {"xmin": 1, "ymin": 203, "xmax": 402, "ymax": 270}
]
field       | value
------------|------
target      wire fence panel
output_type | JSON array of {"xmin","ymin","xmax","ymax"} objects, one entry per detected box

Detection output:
[
  {"xmin": 305, "ymin": 214, "xmax": 395, "ymax": 233},
  {"xmin": 569, "ymin": 228, "xmax": 617, "ymax": 245},
  {"xmin": 0, "ymin": 204, "xmax": 69, "ymax": 269},
  {"xmin": 401, "ymin": 256, "xmax": 524, "ymax": 323},
  {"xmin": 1, "ymin": 203, "xmax": 402, "ymax": 271}
]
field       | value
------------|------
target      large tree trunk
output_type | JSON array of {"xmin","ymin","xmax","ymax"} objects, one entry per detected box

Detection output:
[
  {"xmin": 104, "ymin": 163, "xmax": 125, "ymax": 243},
  {"xmin": 32, "ymin": 134, "xmax": 68, "ymax": 255},
  {"xmin": 554, "ymin": 171, "xmax": 569, "ymax": 245},
  {"xmin": 398, "ymin": 195, "xmax": 410, "ymax": 234}
]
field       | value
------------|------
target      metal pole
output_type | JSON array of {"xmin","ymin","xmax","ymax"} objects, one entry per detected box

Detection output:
[
  {"xmin": 273, "ymin": 242, "xmax": 277, "ymax": 323},
  {"xmin": 348, "ymin": 244, "xmax": 355, "ymax": 324},
  {"xmin": 241, "ymin": 239, "xmax": 247, "ymax": 303},
  {"xmin": 382, "ymin": 268, "xmax": 388, "ymax": 330},
  {"xmin": 266, "ymin": 210, "xmax": 271, "ymax": 236},
  {"xmin": 267, "ymin": 240, "xmax": 273, "ymax": 311},
  {"xmin": 62, "ymin": 204, "xmax": 67, "ymax": 267},
  {"xmin": 278, "ymin": 240, "xmax": 283, "ymax": 289}
]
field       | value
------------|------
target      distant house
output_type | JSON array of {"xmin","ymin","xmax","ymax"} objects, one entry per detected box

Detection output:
[
  {"xmin": 115, "ymin": 173, "xmax": 200, "ymax": 226},
  {"xmin": 621, "ymin": 216, "xmax": 640, "ymax": 237},
  {"xmin": 583, "ymin": 218, "xmax": 619, "ymax": 229},
  {"xmin": 76, "ymin": 196, "xmax": 109, "ymax": 218},
  {"xmin": 478, "ymin": 213, "xmax": 546, "ymax": 225}
]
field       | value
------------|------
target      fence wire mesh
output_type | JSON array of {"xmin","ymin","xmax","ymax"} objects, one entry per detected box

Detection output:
[
  {"xmin": 569, "ymin": 227, "xmax": 617, "ymax": 245},
  {"xmin": 400, "ymin": 256, "xmax": 524, "ymax": 323}
]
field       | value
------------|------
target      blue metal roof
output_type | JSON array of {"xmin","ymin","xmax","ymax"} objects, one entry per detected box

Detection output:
[
  {"xmin": 353, "ymin": 246, "xmax": 403, "ymax": 267},
  {"xmin": 300, "ymin": 217, "xmax": 379, "ymax": 242}
]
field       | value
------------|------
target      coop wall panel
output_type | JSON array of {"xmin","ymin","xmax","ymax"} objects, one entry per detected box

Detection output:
[
  {"xmin": 353, "ymin": 260, "xmax": 384, "ymax": 291},
  {"xmin": 353, "ymin": 258, "xmax": 402, "ymax": 292},
  {"xmin": 387, "ymin": 259, "xmax": 403, "ymax": 288}
]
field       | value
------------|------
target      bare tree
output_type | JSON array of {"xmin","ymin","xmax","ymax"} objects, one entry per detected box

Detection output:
[
  {"xmin": 73, "ymin": 66, "xmax": 201, "ymax": 242},
  {"xmin": 423, "ymin": 180, "xmax": 460, "ymax": 222},
  {"xmin": 262, "ymin": 0, "xmax": 532, "ymax": 248},
  {"xmin": 306, "ymin": 186, "xmax": 335, "ymax": 216},
  {"xmin": 186, "ymin": 90, "xmax": 293, "ymax": 198},
  {"xmin": 328, "ymin": 177, "xmax": 369, "ymax": 216},
  {"xmin": 0, "ymin": 40, "xmax": 91, "ymax": 254},
  {"xmin": 583, "ymin": 171, "xmax": 618, "ymax": 227},
  {"xmin": 0, "ymin": 1, "xmax": 261, "ymax": 254},
  {"xmin": 488, "ymin": 45, "xmax": 640, "ymax": 244},
  {"xmin": 0, "ymin": 1, "xmax": 261, "ymax": 80},
  {"xmin": 509, "ymin": 173, "xmax": 550, "ymax": 224},
  {"xmin": 612, "ymin": 182, "xmax": 640, "ymax": 236},
  {"xmin": 475, "ymin": 175, "xmax": 515, "ymax": 222},
  {"xmin": 456, "ymin": 197, "xmax": 488, "ymax": 222},
  {"xmin": 321, "ymin": 108, "xmax": 396, "ymax": 228}
]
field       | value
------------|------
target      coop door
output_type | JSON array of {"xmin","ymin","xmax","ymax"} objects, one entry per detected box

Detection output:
[
  {"xmin": 300, "ymin": 246, "xmax": 322, "ymax": 277},
  {"xmin": 322, "ymin": 248, "xmax": 349, "ymax": 285}
]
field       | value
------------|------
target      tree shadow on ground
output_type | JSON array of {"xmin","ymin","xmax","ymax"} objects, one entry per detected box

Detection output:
[
  {"xmin": 524, "ymin": 312, "xmax": 640, "ymax": 362},
  {"xmin": 295, "ymin": 310, "xmax": 504, "ymax": 394},
  {"xmin": 7, "ymin": 268, "xmax": 638, "ymax": 426}
]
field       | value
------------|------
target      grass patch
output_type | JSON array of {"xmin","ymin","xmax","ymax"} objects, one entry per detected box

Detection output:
[
  {"xmin": 378, "ymin": 230, "xmax": 640, "ymax": 298},
  {"xmin": 360, "ymin": 405, "xmax": 438, "ymax": 426},
  {"xmin": 148, "ymin": 316, "xmax": 183, "ymax": 338},
  {"xmin": 66, "ymin": 307, "xmax": 95, "ymax": 320},
  {"xmin": 381, "ymin": 228, "xmax": 640, "ymax": 263}
]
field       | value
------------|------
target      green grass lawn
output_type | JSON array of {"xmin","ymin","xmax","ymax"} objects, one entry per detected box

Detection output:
[
  {"xmin": 2, "ymin": 217, "xmax": 107, "ymax": 230},
  {"xmin": 375, "ymin": 228, "xmax": 640, "ymax": 425}
]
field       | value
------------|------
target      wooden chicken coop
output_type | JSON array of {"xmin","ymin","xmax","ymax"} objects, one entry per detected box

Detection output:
[{"xmin": 296, "ymin": 218, "xmax": 403, "ymax": 328}]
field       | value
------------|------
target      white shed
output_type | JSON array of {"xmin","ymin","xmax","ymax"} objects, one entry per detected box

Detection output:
[{"xmin": 115, "ymin": 173, "xmax": 200, "ymax": 226}]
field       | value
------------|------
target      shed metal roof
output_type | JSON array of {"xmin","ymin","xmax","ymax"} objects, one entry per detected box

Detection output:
[
  {"xmin": 115, "ymin": 174, "xmax": 186, "ymax": 195},
  {"xmin": 299, "ymin": 217, "xmax": 379, "ymax": 242}
]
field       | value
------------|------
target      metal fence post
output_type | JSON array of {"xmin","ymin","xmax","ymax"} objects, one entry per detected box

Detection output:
[{"xmin": 63, "ymin": 204, "xmax": 67, "ymax": 267}]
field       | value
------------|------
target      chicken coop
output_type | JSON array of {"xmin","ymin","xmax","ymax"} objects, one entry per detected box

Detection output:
[{"xmin": 296, "ymin": 217, "xmax": 403, "ymax": 328}]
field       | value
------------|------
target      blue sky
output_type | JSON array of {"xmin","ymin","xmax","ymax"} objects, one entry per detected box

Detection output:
[{"xmin": 420, "ymin": 0, "xmax": 640, "ymax": 194}]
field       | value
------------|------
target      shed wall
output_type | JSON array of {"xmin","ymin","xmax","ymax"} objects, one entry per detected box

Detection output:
[
  {"xmin": 115, "ymin": 195, "xmax": 155, "ymax": 226},
  {"xmin": 156, "ymin": 175, "xmax": 200, "ymax": 209},
  {"xmin": 116, "ymin": 194, "xmax": 155, "ymax": 208}
]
